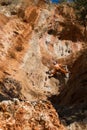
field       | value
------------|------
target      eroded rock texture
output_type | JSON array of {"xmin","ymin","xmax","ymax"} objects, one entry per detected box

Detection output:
[
  {"xmin": 57, "ymin": 51, "xmax": 87, "ymax": 105},
  {"xmin": 0, "ymin": 0, "xmax": 86, "ymax": 130},
  {"xmin": 0, "ymin": 99, "xmax": 66, "ymax": 130},
  {"xmin": 49, "ymin": 50, "xmax": 87, "ymax": 130}
]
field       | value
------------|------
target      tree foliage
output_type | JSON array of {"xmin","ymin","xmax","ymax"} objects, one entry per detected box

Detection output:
[
  {"xmin": 59, "ymin": 0, "xmax": 67, "ymax": 3},
  {"xmin": 73, "ymin": 0, "xmax": 87, "ymax": 27}
]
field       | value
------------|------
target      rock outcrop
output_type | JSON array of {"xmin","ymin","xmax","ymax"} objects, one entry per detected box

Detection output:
[
  {"xmin": 57, "ymin": 50, "xmax": 87, "ymax": 106},
  {"xmin": 48, "ymin": 50, "xmax": 87, "ymax": 130},
  {"xmin": 0, "ymin": 99, "xmax": 66, "ymax": 130},
  {"xmin": 0, "ymin": 0, "xmax": 86, "ymax": 130}
]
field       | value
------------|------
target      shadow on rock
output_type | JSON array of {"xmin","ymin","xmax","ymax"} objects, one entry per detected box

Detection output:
[
  {"xmin": 0, "ymin": 77, "xmax": 25, "ymax": 101},
  {"xmin": 48, "ymin": 50, "xmax": 87, "ymax": 127}
]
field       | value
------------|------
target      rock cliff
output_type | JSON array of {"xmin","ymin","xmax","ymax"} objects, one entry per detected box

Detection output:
[{"xmin": 0, "ymin": 0, "xmax": 86, "ymax": 130}]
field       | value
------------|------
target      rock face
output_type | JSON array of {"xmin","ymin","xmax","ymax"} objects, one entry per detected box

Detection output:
[
  {"xmin": 0, "ymin": 78, "xmax": 25, "ymax": 101},
  {"xmin": 0, "ymin": 0, "xmax": 84, "ymax": 101},
  {"xmin": 0, "ymin": 99, "xmax": 66, "ymax": 130},
  {"xmin": 57, "ymin": 51, "xmax": 87, "ymax": 105},
  {"xmin": 48, "ymin": 51, "xmax": 87, "ymax": 130},
  {"xmin": 0, "ymin": 0, "xmax": 86, "ymax": 130}
]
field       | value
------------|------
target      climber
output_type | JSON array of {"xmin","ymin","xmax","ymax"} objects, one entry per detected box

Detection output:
[{"xmin": 47, "ymin": 62, "xmax": 69, "ymax": 77}]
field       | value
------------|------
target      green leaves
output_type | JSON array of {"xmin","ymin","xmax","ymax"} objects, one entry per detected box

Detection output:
[
  {"xmin": 73, "ymin": 0, "xmax": 87, "ymax": 25},
  {"xmin": 59, "ymin": 0, "xmax": 67, "ymax": 3},
  {"xmin": 73, "ymin": 0, "xmax": 87, "ymax": 40}
]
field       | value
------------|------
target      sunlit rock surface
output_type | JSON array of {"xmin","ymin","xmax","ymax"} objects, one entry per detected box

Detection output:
[
  {"xmin": 0, "ymin": 0, "xmax": 86, "ymax": 130},
  {"xmin": 0, "ymin": 99, "xmax": 66, "ymax": 130}
]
